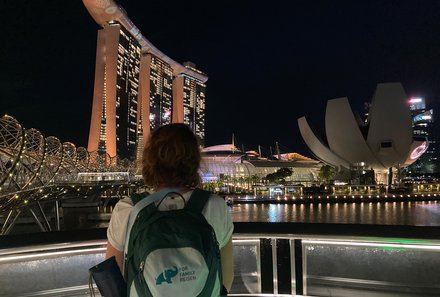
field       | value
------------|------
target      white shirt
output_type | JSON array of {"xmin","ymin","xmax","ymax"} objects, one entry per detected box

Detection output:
[{"xmin": 107, "ymin": 190, "xmax": 234, "ymax": 252}]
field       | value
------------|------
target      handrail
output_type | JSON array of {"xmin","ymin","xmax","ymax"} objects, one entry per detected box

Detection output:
[
  {"xmin": 1, "ymin": 223, "xmax": 440, "ymax": 297},
  {"xmin": 2, "ymin": 222, "xmax": 440, "ymax": 250}
]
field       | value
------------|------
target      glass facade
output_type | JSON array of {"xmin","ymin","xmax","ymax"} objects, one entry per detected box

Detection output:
[
  {"xmin": 200, "ymin": 156, "xmax": 319, "ymax": 183},
  {"xmin": 114, "ymin": 23, "xmax": 141, "ymax": 160},
  {"xmin": 182, "ymin": 74, "xmax": 206, "ymax": 146},
  {"xmin": 98, "ymin": 66, "xmax": 107, "ymax": 155},
  {"xmin": 149, "ymin": 55, "xmax": 173, "ymax": 131}
]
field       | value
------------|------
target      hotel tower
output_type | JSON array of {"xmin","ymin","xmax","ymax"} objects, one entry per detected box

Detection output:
[{"xmin": 83, "ymin": 0, "xmax": 208, "ymax": 161}]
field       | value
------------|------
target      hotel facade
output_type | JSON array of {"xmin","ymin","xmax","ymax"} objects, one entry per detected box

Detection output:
[{"xmin": 83, "ymin": 0, "xmax": 208, "ymax": 161}]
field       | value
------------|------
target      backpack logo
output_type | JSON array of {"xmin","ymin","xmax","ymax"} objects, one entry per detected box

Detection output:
[{"xmin": 155, "ymin": 266, "xmax": 178, "ymax": 285}]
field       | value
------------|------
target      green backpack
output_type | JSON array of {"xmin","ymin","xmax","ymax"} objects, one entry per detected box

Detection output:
[{"xmin": 124, "ymin": 188, "xmax": 225, "ymax": 297}]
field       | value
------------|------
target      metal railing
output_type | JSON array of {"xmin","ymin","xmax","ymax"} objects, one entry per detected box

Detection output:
[{"xmin": 0, "ymin": 223, "xmax": 439, "ymax": 297}]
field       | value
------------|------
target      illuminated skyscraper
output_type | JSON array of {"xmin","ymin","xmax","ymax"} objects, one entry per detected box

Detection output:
[
  {"xmin": 407, "ymin": 97, "xmax": 438, "ymax": 173},
  {"xmin": 182, "ymin": 62, "xmax": 207, "ymax": 145},
  {"xmin": 146, "ymin": 54, "xmax": 174, "ymax": 131},
  {"xmin": 87, "ymin": 21, "xmax": 141, "ymax": 160},
  {"xmin": 83, "ymin": 0, "xmax": 208, "ymax": 161}
]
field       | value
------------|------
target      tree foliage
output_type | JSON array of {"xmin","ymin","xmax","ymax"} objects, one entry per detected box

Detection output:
[
  {"xmin": 265, "ymin": 167, "xmax": 293, "ymax": 184},
  {"xmin": 319, "ymin": 165, "xmax": 335, "ymax": 184}
]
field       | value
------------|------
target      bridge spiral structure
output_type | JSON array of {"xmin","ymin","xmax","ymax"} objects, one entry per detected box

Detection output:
[{"xmin": 0, "ymin": 115, "xmax": 137, "ymax": 215}]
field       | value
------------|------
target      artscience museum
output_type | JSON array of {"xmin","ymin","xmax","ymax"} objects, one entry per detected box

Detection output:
[{"xmin": 298, "ymin": 83, "xmax": 428, "ymax": 184}]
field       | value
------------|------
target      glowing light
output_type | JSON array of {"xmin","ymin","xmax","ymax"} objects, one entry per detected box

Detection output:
[
  {"xmin": 409, "ymin": 98, "xmax": 422, "ymax": 103},
  {"xmin": 410, "ymin": 142, "xmax": 428, "ymax": 160}
]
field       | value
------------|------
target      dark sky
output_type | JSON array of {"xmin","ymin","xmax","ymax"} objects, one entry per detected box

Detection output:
[{"xmin": 2, "ymin": 0, "xmax": 440, "ymax": 157}]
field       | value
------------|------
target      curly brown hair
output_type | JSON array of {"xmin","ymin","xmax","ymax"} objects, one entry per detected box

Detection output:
[{"xmin": 142, "ymin": 123, "xmax": 201, "ymax": 189}]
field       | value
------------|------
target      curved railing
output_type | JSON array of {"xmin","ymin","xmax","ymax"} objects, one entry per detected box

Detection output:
[{"xmin": 0, "ymin": 222, "xmax": 439, "ymax": 297}]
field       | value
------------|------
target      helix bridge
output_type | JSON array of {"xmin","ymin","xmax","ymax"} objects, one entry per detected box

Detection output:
[{"xmin": 0, "ymin": 115, "xmax": 141, "ymax": 235}]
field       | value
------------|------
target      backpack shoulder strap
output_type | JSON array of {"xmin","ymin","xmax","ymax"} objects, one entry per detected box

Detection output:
[
  {"xmin": 185, "ymin": 188, "xmax": 211, "ymax": 213},
  {"xmin": 123, "ymin": 188, "xmax": 180, "ymax": 266},
  {"xmin": 130, "ymin": 191, "xmax": 150, "ymax": 205}
]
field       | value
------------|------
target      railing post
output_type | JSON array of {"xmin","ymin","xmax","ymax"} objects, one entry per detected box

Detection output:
[
  {"xmin": 260, "ymin": 238, "xmax": 274, "ymax": 293},
  {"xmin": 272, "ymin": 239, "xmax": 278, "ymax": 294},
  {"xmin": 276, "ymin": 239, "xmax": 292, "ymax": 294},
  {"xmin": 294, "ymin": 239, "xmax": 304, "ymax": 295}
]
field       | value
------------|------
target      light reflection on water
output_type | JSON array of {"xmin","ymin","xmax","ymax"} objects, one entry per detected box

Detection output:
[{"xmin": 230, "ymin": 201, "xmax": 440, "ymax": 226}]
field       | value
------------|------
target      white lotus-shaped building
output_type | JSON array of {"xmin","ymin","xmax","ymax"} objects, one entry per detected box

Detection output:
[{"xmin": 298, "ymin": 83, "xmax": 428, "ymax": 183}]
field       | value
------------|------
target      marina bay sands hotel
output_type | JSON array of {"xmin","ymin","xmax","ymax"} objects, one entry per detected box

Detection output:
[{"xmin": 83, "ymin": 0, "xmax": 208, "ymax": 161}]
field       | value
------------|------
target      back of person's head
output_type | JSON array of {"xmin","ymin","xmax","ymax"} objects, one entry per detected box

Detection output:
[{"xmin": 142, "ymin": 123, "xmax": 201, "ymax": 189}]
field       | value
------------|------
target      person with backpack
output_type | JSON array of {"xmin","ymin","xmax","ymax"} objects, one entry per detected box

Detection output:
[{"xmin": 105, "ymin": 123, "xmax": 234, "ymax": 296}]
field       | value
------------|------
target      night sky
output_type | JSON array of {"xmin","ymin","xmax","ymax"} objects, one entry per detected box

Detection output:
[{"xmin": 2, "ymin": 0, "xmax": 440, "ymax": 157}]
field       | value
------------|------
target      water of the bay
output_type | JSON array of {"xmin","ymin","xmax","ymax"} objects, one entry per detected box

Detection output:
[
  {"xmin": 230, "ymin": 200, "xmax": 440, "ymax": 226},
  {"xmin": 8, "ymin": 200, "xmax": 440, "ymax": 235}
]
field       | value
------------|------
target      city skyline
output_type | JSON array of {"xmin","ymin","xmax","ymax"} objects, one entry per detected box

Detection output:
[{"xmin": 2, "ymin": 0, "xmax": 440, "ymax": 157}]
